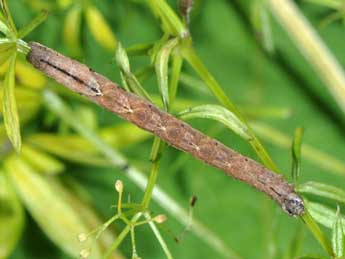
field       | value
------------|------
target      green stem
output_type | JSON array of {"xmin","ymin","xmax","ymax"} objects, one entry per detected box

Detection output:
[
  {"xmin": 103, "ymin": 213, "xmax": 141, "ymax": 259},
  {"xmin": 144, "ymin": 212, "xmax": 173, "ymax": 259},
  {"xmin": 142, "ymin": 152, "xmax": 161, "ymax": 209},
  {"xmin": 182, "ymin": 46, "xmax": 278, "ymax": 172},
  {"xmin": 44, "ymin": 91, "xmax": 242, "ymax": 259}
]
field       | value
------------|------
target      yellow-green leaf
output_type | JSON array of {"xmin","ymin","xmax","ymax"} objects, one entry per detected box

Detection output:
[
  {"xmin": 85, "ymin": 5, "xmax": 117, "ymax": 51},
  {"xmin": 0, "ymin": 41, "xmax": 15, "ymax": 65},
  {"xmin": 63, "ymin": 4, "xmax": 82, "ymax": 57},
  {"xmin": 15, "ymin": 59, "xmax": 47, "ymax": 89},
  {"xmin": 5, "ymin": 156, "xmax": 102, "ymax": 258},
  {"xmin": 21, "ymin": 144, "xmax": 65, "ymax": 175},
  {"xmin": 2, "ymin": 53, "xmax": 21, "ymax": 153},
  {"xmin": 0, "ymin": 170, "xmax": 24, "ymax": 259},
  {"xmin": 155, "ymin": 37, "xmax": 179, "ymax": 110}
]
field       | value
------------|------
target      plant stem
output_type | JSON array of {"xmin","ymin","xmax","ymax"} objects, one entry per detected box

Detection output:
[
  {"xmin": 43, "ymin": 91, "xmax": 241, "ymax": 259},
  {"xmin": 144, "ymin": 212, "xmax": 173, "ymax": 259},
  {"xmin": 103, "ymin": 213, "xmax": 141, "ymax": 259},
  {"xmin": 181, "ymin": 46, "xmax": 279, "ymax": 172},
  {"xmin": 267, "ymin": 0, "xmax": 345, "ymax": 114}
]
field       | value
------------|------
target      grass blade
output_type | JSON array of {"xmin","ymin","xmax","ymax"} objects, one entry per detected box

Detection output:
[
  {"xmin": 179, "ymin": 104, "xmax": 251, "ymax": 140},
  {"xmin": 2, "ymin": 53, "xmax": 21, "ymax": 152},
  {"xmin": 297, "ymin": 181, "xmax": 345, "ymax": 205}
]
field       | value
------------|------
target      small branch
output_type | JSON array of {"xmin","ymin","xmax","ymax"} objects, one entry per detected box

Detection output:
[
  {"xmin": 267, "ymin": 0, "xmax": 345, "ymax": 114},
  {"xmin": 27, "ymin": 42, "xmax": 304, "ymax": 216}
]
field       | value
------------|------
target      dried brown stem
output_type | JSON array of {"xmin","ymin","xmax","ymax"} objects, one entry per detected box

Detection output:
[{"xmin": 27, "ymin": 42, "xmax": 304, "ymax": 216}]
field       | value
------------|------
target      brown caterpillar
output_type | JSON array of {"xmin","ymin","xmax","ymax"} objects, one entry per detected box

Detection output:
[{"xmin": 27, "ymin": 42, "xmax": 304, "ymax": 217}]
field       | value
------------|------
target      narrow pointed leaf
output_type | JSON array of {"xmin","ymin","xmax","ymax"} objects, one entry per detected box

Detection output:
[
  {"xmin": 2, "ymin": 53, "xmax": 21, "ymax": 152},
  {"xmin": 301, "ymin": 210, "xmax": 334, "ymax": 257},
  {"xmin": 63, "ymin": 5, "xmax": 82, "ymax": 57},
  {"xmin": 147, "ymin": 0, "xmax": 187, "ymax": 37},
  {"xmin": 17, "ymin": 10, "xmax": 48, "ymax": 39},
  {"xmin": 21, "ymin": 144, "xmax": 65, "ymax": 175},
  {"xmin": 5, "ymin": 156, "xmax": 102, "ymax": 258},
  {"xmin": 0, "ymin": 170, "xmax": 24, "ymax": 259},
  {"xmin": 251, "ymin": 0, "xmax": 275, "ymax": 53},
  {"xmin": 0, "ymin": 41, "xmax": 15, "ymax": 65},
  {"xmin": 297, "ymin": 181, "xmax": 345, "ymax": 205},
  {"xmin": 116, "ymin": 42, "xmax": 131, "ymax": 75},
  {"xmin": 291, "ymin": 127, "xmax": 304, "ymax": 181},
  {"xmin": 0, "ymin": 0, "xmax": 17, "ymax": 34},
  {"xmin": 307, "ymin": 201, "xmax": 345, "ymax": 232},
  {"xmin": 168, "ymin": 54, "xmax": 183, "ymax": 106},
  {"xmin": 155, "ymin": 37, "xmax": 179, "ymax": 110},
  {"xmin": 0, "ymin": 19, "xmax": 10, "ymax": 35},
  {"xmin": 85, "ymin": 5, "xmax": 117, "ymax": 51},
  {"xmin": 179, "ymin": 104, "xmax": 251, "ymax": 140},
  {"xmin": 332, "ymin": 207, "xmax": 345, "ymax": 258},
  {"xmin": 116, "ymin": 43, "xmax": 152, "ymax": 101}
]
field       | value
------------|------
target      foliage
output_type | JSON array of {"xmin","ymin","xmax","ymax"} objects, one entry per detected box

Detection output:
[{"xmin": 1, "ymin": 0, "xmax": 345, "ymax": 258}]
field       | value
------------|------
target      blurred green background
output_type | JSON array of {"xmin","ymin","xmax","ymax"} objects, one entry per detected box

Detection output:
[{"xmin": 2, "ymin": 0, "xmax": 345, "ymax": 258}]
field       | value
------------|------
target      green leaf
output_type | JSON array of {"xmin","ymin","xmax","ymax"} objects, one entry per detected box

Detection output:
[
  {"xmin": 63, "ymin": 5, "xmax": 82, "ymax": 57},
  {"xmin": 168, "ymin": 52, "xmax": 183, "ymax": 106},
  {"xmin": 85, "ymin": 5, "xmax": 117, "ymax": 51},
  {"xmin": 0, "ymin": 0, "xmax": 17, "ymax": 35},
  {"xmin": 155, "ymin": 37, "xmax": 179, "ymax": 110},
  {"xmin": 307, "ymin": 201, "xmax": 345, "ymax": 232},
  {"xmin": 295, "ymin": 255, "xmax": 329, "ymax": 259},
  {"xmin": 179, "ymin": 104, "xmax": 252, "ymax": 141},
  {"xmin": 17, "ymin": 9, "xmax": 48, "ymax": 39},
  {"xmin": 297, "ymin": 181, "xmax": 345, "ymax": 205},
  {"xmin": 0, "ymin": 18, "xmax": 10, "ymax": 36},
  {"xmin": 2, "ymin": 53, "xmax": 21, "ymax": 153},
  {"xmin": 5, "ymin": 156, "xmax": 102, "ymax": 258},
  {"xmin": 332, "ymin": 206, "xmax": 345, "ymax": 258},
  {"xmin": 147, "ymin": 0, "xmax": 188, "ymax": 37},
  {"xmin": 20, "ymin": 144, "xmax": 65, "ymax": 175},
  {"xmin": 0, "ymin": 170, "xmax": 24, "ymax": 259},
  {"xmin": 301, "ymin": 209, "xmax": 334, "ymax": 257},
  {"xmin": 303, "ymin": 0, "xmax": 342, "ymax": 9},
  {"xmin": 251, "ymin": 0, "xmax": 274, "ymax": 53},
  {"xmin": 181, "ymin": 46, "xmax": 278, "ymax": 172},
  {"xmin": 0, "ymin": 41, "xmax": 15, "ymax": 65},
  {"xmin": 116, "ymin": 42, "xmax": 152, "ymax": 101},
  {"xmin": 116, "ymin": 42, "xmax": 131, "ymax": 75},
  {"xmin": 291, "ymin": 127, "xmax": 304, "ymax": 181}
]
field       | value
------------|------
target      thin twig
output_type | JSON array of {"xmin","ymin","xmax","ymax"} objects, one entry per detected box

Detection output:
[{"xmin": 27, "ymin": 42, "xmax": 304, "ymax": 216}]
